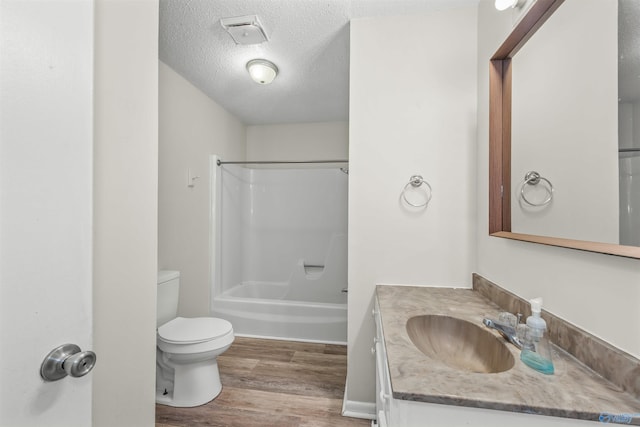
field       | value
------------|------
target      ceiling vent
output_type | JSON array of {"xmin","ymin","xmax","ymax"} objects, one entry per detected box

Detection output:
[{"xmin": 220, "ymin": 15, "xmax": 269, "ymax": 45}]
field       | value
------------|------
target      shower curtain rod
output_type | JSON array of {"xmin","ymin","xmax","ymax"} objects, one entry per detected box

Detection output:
[{"xmin": 216, "ymin": 159, "xmax": 348, "ymax": 166}]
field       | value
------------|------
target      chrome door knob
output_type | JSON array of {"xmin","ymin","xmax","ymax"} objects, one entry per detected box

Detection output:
[
  {"xmin": 63, "ymin": 350, "xmax": 96, "ymax": 378},
  {"xmin": 41, "ymin": 344, "xmax": 97, "ymax": 381}
]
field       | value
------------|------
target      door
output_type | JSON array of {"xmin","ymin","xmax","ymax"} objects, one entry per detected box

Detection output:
[{"xmin": 0, "ymin": 1, "xmax": 94, "ymax": 425}]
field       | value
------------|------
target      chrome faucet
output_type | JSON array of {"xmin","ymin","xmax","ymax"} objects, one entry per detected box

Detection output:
[{"xmin": 483, "ymin": 314, "xmax": 523, "ymax": 349}]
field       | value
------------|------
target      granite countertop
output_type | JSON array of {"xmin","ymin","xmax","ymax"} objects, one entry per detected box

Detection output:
[{"xmin": 376, "ymin": 285, "xmax": 640, "ymax": 424}]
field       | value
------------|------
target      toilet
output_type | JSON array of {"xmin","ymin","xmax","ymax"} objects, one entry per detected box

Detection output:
[{"xmin": 156, "ymin": 270, "xmax": 234, "ymax": 407}]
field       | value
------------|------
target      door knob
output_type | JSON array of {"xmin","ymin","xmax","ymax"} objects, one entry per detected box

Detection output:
[{"xmin": 40, "ymin": 344, "xmax": 96, "ymax": 382}]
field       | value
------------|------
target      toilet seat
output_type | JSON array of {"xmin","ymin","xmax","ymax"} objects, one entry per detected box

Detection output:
[
  {"xmin": 158, "ymin": 317, "xmax": 233, "ymax": 344},
  {"xmin": 157, "ymin": 317, "xmax": 234, "ymax": 355}
]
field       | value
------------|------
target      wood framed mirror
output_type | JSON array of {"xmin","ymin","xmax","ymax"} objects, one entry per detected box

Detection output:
[{"xmin": 488, "ymin": 0, "xmax": 640, "ymax": 259}]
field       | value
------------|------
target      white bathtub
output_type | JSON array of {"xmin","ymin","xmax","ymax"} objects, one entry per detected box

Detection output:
[{"xmin": 211, "ymin": 282, "xmax": 347, "ymax": 344}]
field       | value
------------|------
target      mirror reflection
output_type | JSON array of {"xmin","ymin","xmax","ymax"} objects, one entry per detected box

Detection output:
[
  {"xmin": 618, "ymin": 0, "xmax": 640, "ymax": 246},
  {"xmin": 510, "ymin": 0, "xmax": 640, "ymax": 248}
]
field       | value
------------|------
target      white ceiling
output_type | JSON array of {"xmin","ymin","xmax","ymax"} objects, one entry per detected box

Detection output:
[
  {"xmin": 159, "ymin": 0, "xmax": 478, "ymax": 125},
  {"xmin": 160, "ymin": 0, "xmax": 638, "ymax": 123}
]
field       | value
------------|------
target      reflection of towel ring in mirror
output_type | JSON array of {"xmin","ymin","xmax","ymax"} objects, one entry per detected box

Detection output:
[
  {"xmin": 402, "ymin": 175, "xmax": 432, "ymax": 208},
  {"xmin": 519, "ymin": 171, "xmax": 553, "ymax": 206}
]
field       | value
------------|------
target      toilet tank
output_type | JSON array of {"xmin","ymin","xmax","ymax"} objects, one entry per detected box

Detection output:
[{"xmin": 157, "ymin": 270, "xmax": 180, "ymax": 327}]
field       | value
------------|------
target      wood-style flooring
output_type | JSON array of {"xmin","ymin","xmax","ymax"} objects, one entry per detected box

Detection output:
[{"xmin": 155, "ymin": 337, "xmax": 371, "ymax": 427}]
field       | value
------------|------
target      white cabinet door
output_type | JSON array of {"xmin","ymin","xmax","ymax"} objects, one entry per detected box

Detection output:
[
  {"xmin": 0, "ymin": 1, "xmax": 94, "ymax": 426},
  {"xmin": 374, "ymin": 299, "xmax": 392, "ymax": 426}
]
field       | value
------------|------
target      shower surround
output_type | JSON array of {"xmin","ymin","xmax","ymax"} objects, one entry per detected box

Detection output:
[{"xmin": 211, "ymin": 158, "xmax": 348, "ymax": 343}]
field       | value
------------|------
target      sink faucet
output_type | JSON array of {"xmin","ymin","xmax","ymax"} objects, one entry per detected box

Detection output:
[{"xmin": 483, "ymin": 316, "xmax": 523, "ymax": 349}]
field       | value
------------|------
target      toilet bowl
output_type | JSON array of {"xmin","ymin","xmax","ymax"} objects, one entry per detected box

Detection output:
[{"xmin": 156, "ymin": 271, "xmax": 234, "ymax": 407}]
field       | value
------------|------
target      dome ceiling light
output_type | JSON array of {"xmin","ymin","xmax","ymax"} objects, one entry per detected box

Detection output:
[{"xmin": 246, "ymin": 59, "xmax": 278, "ymax": 85}]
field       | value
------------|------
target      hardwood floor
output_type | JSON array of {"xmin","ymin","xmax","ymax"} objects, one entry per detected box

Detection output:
[{"xmin": 155, "ymin": 337, "xmax": 371, "ymax": 427}]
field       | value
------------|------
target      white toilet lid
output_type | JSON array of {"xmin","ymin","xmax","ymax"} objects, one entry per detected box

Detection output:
[{"xmin": 158, "ymin": 317, "xmax": 233, "ymax": 344}]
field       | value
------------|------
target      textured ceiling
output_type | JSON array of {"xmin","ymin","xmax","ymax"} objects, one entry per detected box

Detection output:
[{"xmin": 159, "ymin": 0, "xmax": 478, "ymax": 125}]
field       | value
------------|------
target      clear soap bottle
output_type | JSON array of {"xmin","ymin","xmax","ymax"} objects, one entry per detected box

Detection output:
[{"xmin": 520, "ymin": 297, "xmax": 554, "ymax": 375}]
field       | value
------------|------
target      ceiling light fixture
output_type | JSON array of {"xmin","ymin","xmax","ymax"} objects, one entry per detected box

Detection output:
[
  {"xmin": 246, "ymin": 59, "xmax": 278, "ymax": 85},
  {"xmin": 495, "ymin": 0, "xmax": 523, "ymax": 11}
]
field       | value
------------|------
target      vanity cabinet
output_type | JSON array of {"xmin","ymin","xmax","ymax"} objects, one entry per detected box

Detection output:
[
  {"xmin": 373, "ymin": 295, "xmax": 600, "ymax": 427},
  {"xmin": 374, "ymin": 298, "xmax": 444, "ymax": 427}
]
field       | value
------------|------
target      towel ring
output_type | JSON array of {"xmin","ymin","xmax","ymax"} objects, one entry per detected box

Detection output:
[
  {"xmin": 519, "ymin": 171, "xmax": 553, "ymax": 207},
  {"xmin": 402, "ymin": 175, "xmax": 432, "ymax": 208}
]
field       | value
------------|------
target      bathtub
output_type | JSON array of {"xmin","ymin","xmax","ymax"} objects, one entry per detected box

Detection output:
[{"xmin": 211, "ymin": 282, "xmax": 347, "ymax": 344}]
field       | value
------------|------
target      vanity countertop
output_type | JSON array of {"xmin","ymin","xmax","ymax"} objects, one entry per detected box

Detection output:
[{"xmin": 376, "ymin": 285, "xmax": 640, "ymax": 424}]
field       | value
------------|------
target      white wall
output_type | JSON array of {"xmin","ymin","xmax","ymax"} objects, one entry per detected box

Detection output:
[
  {"xmin": 246, "ymin": 121, "xmax": 348, "ymax": 161},
  {"xmin": 477, "ymin": 0, "xmax": 640, "ymax": 359},
  {"xmin": 158, "ymin": 61, "xmax": 246, "ymax": 317},
  {"xmin": 347, "ymin": 7, "xmax": 478, "ymax": 406},
  {"xmin": 93, "ymin": 1, "xmax": 159, "ymax": 426},
  {"xmin": 510, "ymin": 0, "xmax": 619, "ymax": 244}
]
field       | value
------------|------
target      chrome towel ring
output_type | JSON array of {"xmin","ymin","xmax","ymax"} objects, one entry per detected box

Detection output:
[
  {"xmin": 401, "ymin": 175, "xmax": 432, "ymax": 208},
  {"xmin": 519, "ymin": 171, "xmax": 553, "ymax": 207}
]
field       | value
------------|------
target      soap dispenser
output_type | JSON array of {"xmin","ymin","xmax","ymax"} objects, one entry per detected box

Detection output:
[{"xmin": 520, "ymin": 297, "xmax": 554, "ymax": 375}]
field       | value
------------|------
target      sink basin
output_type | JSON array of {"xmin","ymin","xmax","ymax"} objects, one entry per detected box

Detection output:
[{"xmin": 406, "ymin": 315, "xmax": 515, "ymax": 373}]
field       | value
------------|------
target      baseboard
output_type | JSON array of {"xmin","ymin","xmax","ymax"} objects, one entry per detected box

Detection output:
[
  {"xmin": 341, "ymin": 398, "xmax": 376, "ymax": 420},
  {"xmin": 234, "ymin": 332, "xmax": 346, "ymax": 346}
]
